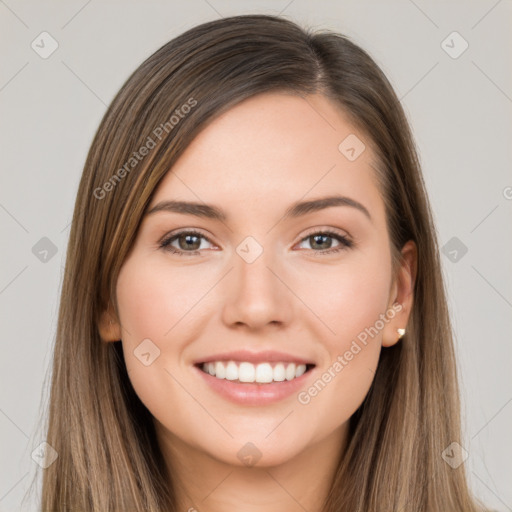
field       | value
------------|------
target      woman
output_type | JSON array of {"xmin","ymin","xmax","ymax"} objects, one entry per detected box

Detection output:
[{"xmin": 35, "ymin": 13, "xmax": 488, "ymax": 511}]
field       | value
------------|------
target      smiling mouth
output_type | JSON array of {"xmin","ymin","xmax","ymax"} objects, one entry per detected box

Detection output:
[{"xmin": 195, "ymin": 361, "xmax": 316, "ymax": 384}]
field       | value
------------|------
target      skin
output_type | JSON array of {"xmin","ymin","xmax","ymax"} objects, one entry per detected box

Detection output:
[{"xmin": 100, "ymin": 91, "xmax": 416, "ymax": 512}]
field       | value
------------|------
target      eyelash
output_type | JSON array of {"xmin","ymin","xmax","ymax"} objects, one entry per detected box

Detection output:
[{"xmin": 159, "ymin": 229, "xmax": 354, "ymax": 257}]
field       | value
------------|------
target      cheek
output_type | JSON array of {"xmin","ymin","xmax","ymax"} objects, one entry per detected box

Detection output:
[
  {"xmin": 299, "ymin": 349, "xmax": 380, "ymax": 439},
  {"xmin": 293, "ymin": 251, "xmax": 390, "ymax": 427},
  {"xmin": 115, "ymin": 257, "xmax": 195, "ymax": 410},
  {"xmin": 115, "ymin": 254, "xmax": 226, "ymax": 423},
  {"xmin": 297, "ymin": 274, "xmax": 385, "ymax": 434},
  {"xmin": 293, "ymin": 248, "xmax": 391, "ymax": 348},
  {"xmin": 116, "ymin": 255, "xmax": 212, "ymax": 342}
]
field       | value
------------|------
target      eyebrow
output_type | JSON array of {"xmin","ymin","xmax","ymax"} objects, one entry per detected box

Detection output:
[{"xmin": 145, "ymin": 195, "xmax": 372, "ymax": 222}]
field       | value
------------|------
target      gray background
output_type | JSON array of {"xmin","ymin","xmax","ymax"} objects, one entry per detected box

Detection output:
[{"xmin": 1, "ymin": 1, "xmax": 511, "ymax": 510}]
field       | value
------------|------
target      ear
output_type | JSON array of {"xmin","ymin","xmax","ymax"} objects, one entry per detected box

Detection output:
[
  {"xmin": 98, "ymin": 304, "xmax": 122, "ymax": 343},
  {"xmin": 382, "ymin": 240, "xmax": 417, "ymax": 348}
]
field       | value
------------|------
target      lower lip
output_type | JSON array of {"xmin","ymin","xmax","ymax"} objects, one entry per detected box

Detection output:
[{"xmin": 193, "ymin": 365, "xmax": 316, "ymax": 406}]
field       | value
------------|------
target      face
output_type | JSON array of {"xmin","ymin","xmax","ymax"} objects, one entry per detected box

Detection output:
[{"xmin": 107, "ymin": 92, "xmax": 414, "ymax": 469}]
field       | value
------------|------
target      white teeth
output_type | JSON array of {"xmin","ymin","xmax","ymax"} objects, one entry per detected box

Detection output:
[
  {"xmin": 215, "ymin": 361, "xmax": 226, "ymax": 379},
  {"xmin": 295, "ymin": 364, "xmax": 306, "ymax": 378},
  {"xmin": 225, "ymin": 361, "xmax": 238, "ymax": 381},
  {"xmin": 200, "ymin": 361, "xmax": 309, "ymax": 383},
  {"xmin": 255, "ymin": 362, "xmax": 273, "ymax": 383},
  {"xmin": 273, "ymin": 363, "xmax": 286, "ymax": 382},
  {"xmin": 238, "ymin": 362, "xmax": 255, "ymax": 382}
]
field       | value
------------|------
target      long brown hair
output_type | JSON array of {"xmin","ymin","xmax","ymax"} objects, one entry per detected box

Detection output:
[{"xmin": 30, "ymin": 13, "xmax": 487, "ymax": 511}]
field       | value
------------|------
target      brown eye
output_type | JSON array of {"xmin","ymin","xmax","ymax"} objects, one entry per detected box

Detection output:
[
  {"xmin": 176, "ymin": 233, "xmax": 202, "ymax": 251},
  {"xmin": 297, "ymin": 231, "xmax": 353, "ymax": 254},
  {"xmin": 160, "ymin": 230, "xmax": 213, "ymax": 256},
  {"xmin": 309, "ymin": 234, "xmax": 334, "ymax": 250}
]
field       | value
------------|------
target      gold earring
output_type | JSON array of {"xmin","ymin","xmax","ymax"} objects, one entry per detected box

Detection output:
[{"xmin": 397, "ymin": 328, "xmax": 406, "ymax": 339}]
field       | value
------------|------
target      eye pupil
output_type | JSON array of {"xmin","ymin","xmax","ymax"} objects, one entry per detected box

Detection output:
[
  {"xmin": 311, "ymin": 234, "xmax": 332, "ymax": 250},
  {"xmin": 179, "ymin": 234, "xmax": 201, "ymax": 250}
]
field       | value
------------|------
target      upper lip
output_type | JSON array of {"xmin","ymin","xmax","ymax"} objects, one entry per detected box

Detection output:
[{"xmin": 193, "ymin": 349, "xmax": 316, "ymax": 366}]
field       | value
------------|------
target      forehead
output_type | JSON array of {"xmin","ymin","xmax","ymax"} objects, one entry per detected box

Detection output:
[{"xmin": 149, "ymin": 92, "xmax": 385, "ymax": 227}]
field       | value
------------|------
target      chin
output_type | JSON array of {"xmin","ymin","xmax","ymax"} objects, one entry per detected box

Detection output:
[{"xmin": 206, "ymin": 436, "xmax": 306, "ymax": 468}]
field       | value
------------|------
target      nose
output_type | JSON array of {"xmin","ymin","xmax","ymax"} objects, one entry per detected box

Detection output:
[{"xmin": 221, "ymin": 247, "xmax": 293, "ymax": 331}]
